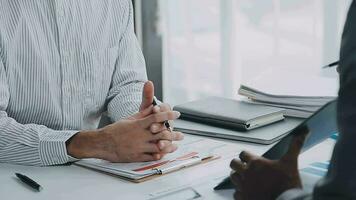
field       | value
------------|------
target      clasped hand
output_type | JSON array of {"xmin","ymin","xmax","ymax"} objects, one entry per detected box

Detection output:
[
  {"xmin": 67, "ymin": 81, "xmax": 184, "ymax": 163},
  {"xmin": 99, "ymin": 81, "xmax": 184, "ymax": 162},
  {"xmin": 101, "ymin": 103, "xmax": 183, "ymax": 162}
]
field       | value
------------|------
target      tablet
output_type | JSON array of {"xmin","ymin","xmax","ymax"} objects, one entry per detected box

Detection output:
[
  {"xmin": 263, "ymin": 100, "xmax": 338, "ymax": 159},
  {"xmin": 214, "ymin": 100, "xmax": 338, "ymax": 190}
]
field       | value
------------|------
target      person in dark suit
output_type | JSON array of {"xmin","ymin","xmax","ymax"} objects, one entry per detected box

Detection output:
[{"xmin": 230, "ymin": 1, "xmax": 356, "ymax": 199}]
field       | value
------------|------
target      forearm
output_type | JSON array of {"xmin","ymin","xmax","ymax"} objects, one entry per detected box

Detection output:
[{"xmin": 66, "ymin": 129, "xmax": 112, "ymax": 160}]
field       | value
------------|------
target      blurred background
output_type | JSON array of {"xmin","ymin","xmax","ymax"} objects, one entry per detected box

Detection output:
[{"xmin": 133, "ymin": 0, "xmax": 352, "ymax": 106}]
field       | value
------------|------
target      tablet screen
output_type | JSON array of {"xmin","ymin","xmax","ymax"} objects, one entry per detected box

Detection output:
[{"xmin": 262, "ymin": 100, "xmax": 338, "ymax": 160}]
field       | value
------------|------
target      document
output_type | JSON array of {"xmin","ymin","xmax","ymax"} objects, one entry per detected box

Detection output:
[
  {"xmin": 239, "ymin": 72, "xmax": 338, "ymax": 118},
  {"xmin": 300, "ymin": 162, "xmax": 329, "ymax": 177},
  {"xmin": 297, "ymin": 138, "xmax": 336, "ymax": 191},
  {"xmin": 75, "ymin": 136, "xmax": 223, "ymax": 182}
]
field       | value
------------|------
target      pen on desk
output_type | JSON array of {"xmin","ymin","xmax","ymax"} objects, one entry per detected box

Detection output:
[
  {"xmin": 15, "ymin": 173, "xmax": 43, "ymax": 192},
  {"xmin": 322, "ymin": 61, "xmax": 339, "ymax": 68},
  {"xmin": 152, "ymin": 96, "xmax": 172, "ymax": 132}
]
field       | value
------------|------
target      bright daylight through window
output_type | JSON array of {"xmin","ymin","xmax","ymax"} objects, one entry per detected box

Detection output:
[{"xmin": 159, "ymin": 0, "xmax": 351, "ymax": 106}]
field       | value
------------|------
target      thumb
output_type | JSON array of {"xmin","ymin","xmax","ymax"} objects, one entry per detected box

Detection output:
[
  {"xmin": 140, "ymin": 81, "xmax": 155, "ymax": 111},
  {"xmin": 281, "ymin": 126, "xmax": 309, "ymax": 162}
]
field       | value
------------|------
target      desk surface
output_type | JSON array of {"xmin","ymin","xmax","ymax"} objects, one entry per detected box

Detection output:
[{"xmin": 0, "ymin": 135, "xmax": 334, "ymax": 200}]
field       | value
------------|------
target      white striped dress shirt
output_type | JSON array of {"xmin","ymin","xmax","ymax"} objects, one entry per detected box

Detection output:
[{"xmin": 0, "ymin": 0, "xmax": 147, "ymax": 166}]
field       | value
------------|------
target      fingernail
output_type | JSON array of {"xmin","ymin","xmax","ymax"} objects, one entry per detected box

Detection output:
[{"xmin": 174, "ymin": 111, "xmax": 181, "ymax": 118}]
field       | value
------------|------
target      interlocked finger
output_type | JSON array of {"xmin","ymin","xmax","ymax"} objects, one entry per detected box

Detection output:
[
  {"xmin": 153, "ymin": 130, "xmax": 184, "ymax": 141},
  {"xmin": 142, "ymin": 143, "xmax": 161, "ymax": 153},
  {"xmin": 158, "ymin": 141, "xmax": 178, "ymax": 153},
  {"xmin": 137, "ymin": 153, "xmax": 158, "ymax": 162},
  {"xmin": 141, "ymin": 111, "xmax": 180, "ymax": 128},
  {"xmin": 158, "ymin": 103, "xmax": 171, "ymax": 112},
  {"xmin": 150, "ymin": 123, "xmax": 167, "ymax": 133}
]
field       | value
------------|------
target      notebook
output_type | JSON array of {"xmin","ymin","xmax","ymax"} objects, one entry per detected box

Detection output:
[
  {"xmin": 173, "ymin": 97, "xmax": 285, "ymax": 131},
  {"xmin": 174, "ymin": 118, "xmax": 302, "ymax": 144},
  {"xmin": 75, "ymin": 137, "xmax": 221, "ymax": 182}
]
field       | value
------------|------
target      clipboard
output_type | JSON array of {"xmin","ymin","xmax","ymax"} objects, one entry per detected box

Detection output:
[
  {"xmin": 132, "ymin": 155, "xmax": 220, "ymax": 183},
  {"xmin": 75, "ymin": 153, "xmax": 220, "ymax": 183}
]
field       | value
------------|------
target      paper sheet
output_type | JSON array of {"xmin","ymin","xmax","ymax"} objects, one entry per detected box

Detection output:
[{"xmin": 76, "ymin": 136, "xmax": 229, "ymax": 180}]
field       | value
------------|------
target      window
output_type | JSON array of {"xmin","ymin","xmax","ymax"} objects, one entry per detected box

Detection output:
[{"xmin": 159, "ymin": 0, "xmax": 351, "ymax": 106}]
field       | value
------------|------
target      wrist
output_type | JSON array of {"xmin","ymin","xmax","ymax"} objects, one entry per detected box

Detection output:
[{"xmin": 66, "ymin": 130, "xmax": 110, "ymax": 159}]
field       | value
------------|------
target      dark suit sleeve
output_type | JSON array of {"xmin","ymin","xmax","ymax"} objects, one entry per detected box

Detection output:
[
  {"xmin": 312, "ymin": 1, "xmax": 356, "ymax": 199},
  {"xmin": 278, "ymin": 1, "xmax": 356, "ymax": 199}
]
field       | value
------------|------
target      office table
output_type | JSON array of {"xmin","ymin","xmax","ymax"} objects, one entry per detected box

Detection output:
[{"xmin": 0, "ymin": 135, "xmax": 335, "ymax": 200}]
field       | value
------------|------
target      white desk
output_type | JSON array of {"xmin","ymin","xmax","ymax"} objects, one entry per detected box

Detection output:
[{"xmin": 0, "ymin": 135, "xmax": 334, "ymax": 200}]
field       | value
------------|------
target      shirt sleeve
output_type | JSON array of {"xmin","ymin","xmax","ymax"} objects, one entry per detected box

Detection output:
[
  {"xmin": 0, "ymin": 57, "xmax": 78, "ymax": 166},
  {"xmin": 106, "ymin": 0, "xmax": 148, "ymax": 122}
]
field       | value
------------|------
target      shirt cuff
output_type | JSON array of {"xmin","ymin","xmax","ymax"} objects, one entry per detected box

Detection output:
[
  {"xmin": 277, "ymin": 188, "xmax": 309, "ymax": 200},
  {"xmin": 39, "ymin": 130, "xmax": 78, "ymax": 166},
  {"xmin": 68, "ymin": 155, "xmax": 80, "ymax": 163}
]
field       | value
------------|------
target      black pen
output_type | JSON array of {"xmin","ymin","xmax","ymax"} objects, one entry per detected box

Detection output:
[
  {"xmin": 152, "ymin": 96, "xmax": 172, "ymax": 132},
  {"xmin": 322, "ymin": 61, "xmax": 339, "ymax": 68},
  {"xmin": 15, "ymin": 173, "xmax": 43, "ymax": 192}
]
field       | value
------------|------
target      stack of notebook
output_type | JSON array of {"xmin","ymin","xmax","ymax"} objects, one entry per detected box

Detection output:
[
  {"xmin": 239, "ymin": 85, "xmax": 336, "ymax": 118},
  {"xmin": 173, "ymin": 96, "xmax": 303, "ymax": 144},
  {"xmin": 237, "ymin": 72, "xmax": 338, "ymax": 118}
]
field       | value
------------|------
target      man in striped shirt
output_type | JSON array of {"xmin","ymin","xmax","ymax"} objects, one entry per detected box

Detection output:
[{"xmin": 0, "ymin": 0, "xmax": 183, "ymax": 166}]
